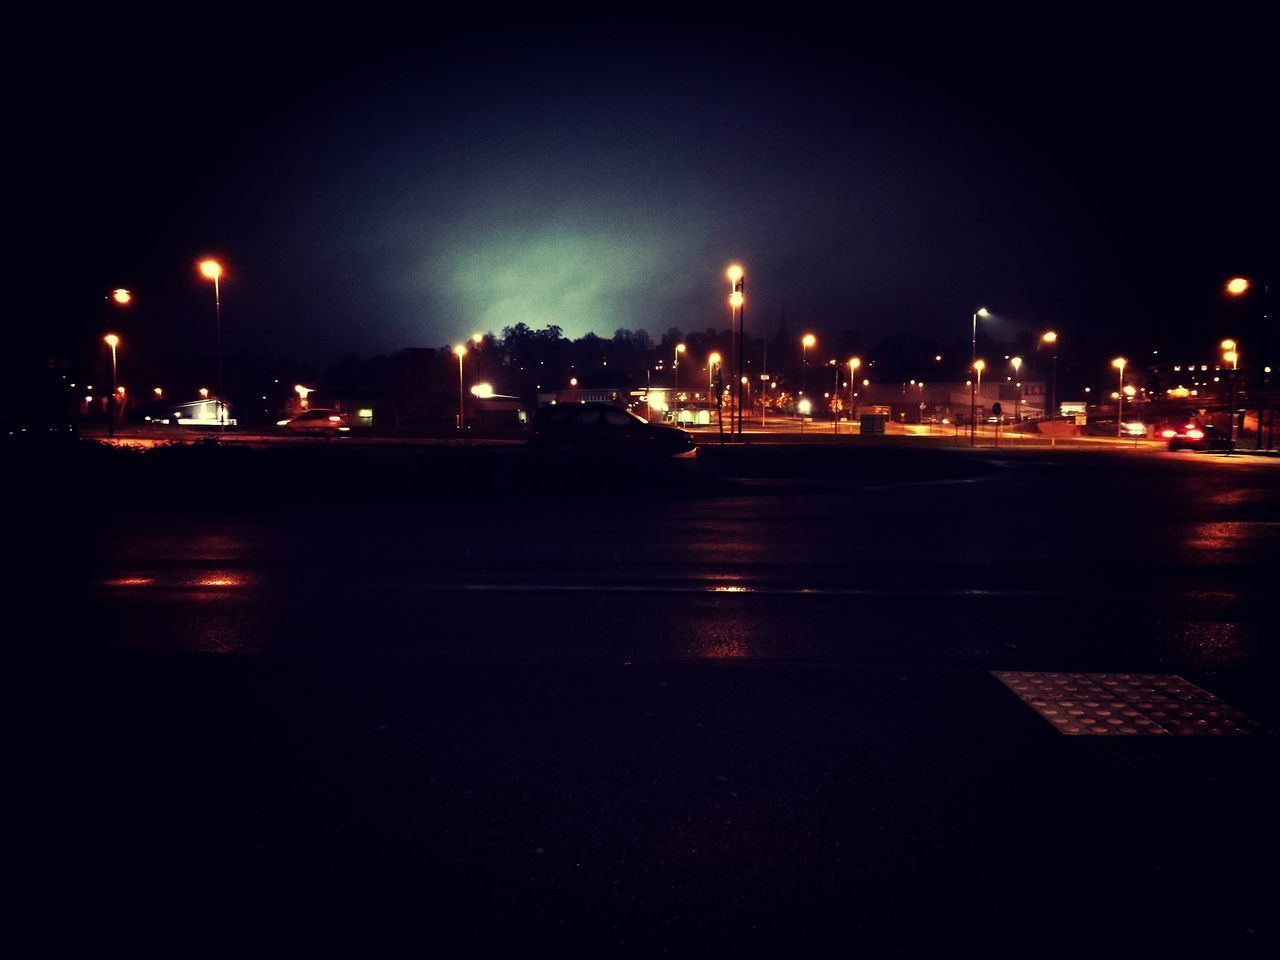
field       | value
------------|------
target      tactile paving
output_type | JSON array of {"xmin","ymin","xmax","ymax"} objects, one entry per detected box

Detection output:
[{"xmin": 993, "ymin": 671, "xmax": 1265, "ymax": 736}]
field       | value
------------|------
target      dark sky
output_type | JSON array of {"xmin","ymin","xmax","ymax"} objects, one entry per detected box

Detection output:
[{"xmin": 19, "ymin": 9, "xmax": 1275, "ymax": 372}]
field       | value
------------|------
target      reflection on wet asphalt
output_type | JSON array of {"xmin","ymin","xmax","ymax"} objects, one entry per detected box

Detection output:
[{"xmin": 33, "ymin": 448, "xmax": 1280, "ymax": 948}]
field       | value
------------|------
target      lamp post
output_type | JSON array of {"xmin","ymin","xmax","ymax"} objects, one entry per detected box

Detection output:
[
  {"xmin": 674, "ymin": 342, "xmax": 686, "ymax": 424},
  {"xmin": 970, "ymin": 307, "xmax": 989, "ymax": 441},
  {"xmin": 848, "ymin": 358, "xmax": 861, "ymax": 421},
  {"xmin": 801, "ymin": 334, "xmax": 816, "ymax": 400},
  {"xmin": 454, "ymin": 344, "xmax": 467, "ymax": 431},
  {"xmin": 1041, "ymin": 331, "xmax": 1058, "ymax": 422},
  {"xmin": 1222, "ymin": 339, "xmax": 1239, "ymax": 455},
  {"xmin": 104, "ymin": 334, "xmax": 119, "ymax": 438},
  {"xmin": 1112, "ymin": 357, "xmax": 1127, "ymax": 437},
  {"xmin": 727, "ymin": 265, "xmax": 745, "ymax": 436},
  {"xmin": 973, "ymin": 360, "xmax": 985, "ymax": 444},
  {"xmin": 198, "ymin": 259, "xmax": 225, "ymax": 428},
  {"xmin": 1011, "ymin": 357, "xmax": 1022, "ymax": 428},
  {"xmin": 708, "ymin": 352, "xmax": 721, "ymax": 396}
]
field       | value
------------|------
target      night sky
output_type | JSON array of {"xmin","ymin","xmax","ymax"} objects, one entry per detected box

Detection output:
[{"xmin": 20, "ymin": 11, "xmax": 1274, "ymax": 374}]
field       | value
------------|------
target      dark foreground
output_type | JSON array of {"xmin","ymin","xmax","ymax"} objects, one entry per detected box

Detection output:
[{"xmin": 17, "ymin": 442, "xmax": 1280, "ymax": 952}]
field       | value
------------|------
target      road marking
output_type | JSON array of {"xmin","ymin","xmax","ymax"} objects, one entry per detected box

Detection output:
[
  {"xmin": 99, "ymin": 576, "xmax": 1174, "ymax": 600},
  {"xmin": 994, "ymin": 671, "xmax": 1269, "ymax": 736}
]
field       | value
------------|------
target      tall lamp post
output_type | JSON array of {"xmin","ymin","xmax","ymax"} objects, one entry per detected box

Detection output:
[
  {"xmin": 727, "ymin": 265, "xmax": 745, "ymax": 436},
  {"xmin": 674, "ymin": 342, "xmax": 686, "ymax": 423},
  {"xmin": 1011, "ymin": 356, "xmax": 1022, "ymax": 427},
  {"xmin": 104, "ymin": 334, "xmax": 120, "ymax": 438},
  {"xmin": 708, "ymin": 352, "xmax": 721, "ymax": 396},
  {"xmin": 801, "ymin": 334, "xmax": 816, "ymax": 399},
  {"xmin": 849, "ymin": 358, "xmax": 861, "ymax": 419},
  {"xmin": 1112, "ymin": 357, "xmax": 1127, "ymax": 438},
  {"xmin": 198, "ymin": 259, "xmax": 225, "ymax": 428},
  {"xmin": 971, "ymin": 307, "xmax": 990, "ymax": 442},
  {"xmin": 1222, "ymin": 339, "xmax": 1239, "ymax": 455},
  {"xmin": 1041, "ymin": 331, "xmax": 1058, "ymax": 422},
  {"xmin": 973, "ymin": 360, "xmax": 985, "ymax": 444},
  {"xmin": 454, "ymin": 344, "xmax": 467, "ymax": 431}
]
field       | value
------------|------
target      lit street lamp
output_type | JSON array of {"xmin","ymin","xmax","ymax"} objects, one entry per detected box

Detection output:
[
  {"xmin": 104, "ymin": 334, "xmax": 120, "ymax": 438},
  {"xmin": 1222, "ymin": 339, "xmax": 1239, "ymax": 454},
  {"xmin": 454, "ymin": 344, "xmax": 467, "ymax": 431},
  {"xmin": 973, "ymin": 359, "xmax": 985, "ymax": 444},
  {"xmin": 674, "ymin": 343, "xmax": 686, "ymax": 423},
  {"xmin": 1041, "ymin": 331, "xmax": 1058, "ymax": 424},
  {"xmin": 1011, "ymin": 356, "xmax": 1022, "ymax": 425},
  {"xmin": 708, "ymin": 352, "xmax": 721, "ymax": 395},
  {"xmin": 849, "ymin": 357, "xmax": 861, "ymax": 421},
  {"xmin": 1112, "ymin": 357, "xmax": 1127, "ymax": 437},
  {"xmin": 801, "ymin": 334, "xmax": 816, "ymax": 397},
  {"xmin": 971, "ymin": 308, "xmax": 989, "ymax": 443},
  {"xmin": 198, "ymin": 259, "xmax": 225, "ymax": 428},
  {"xmin": 727, "ymin": 265, "xmax": 745, "ymax": 436}
]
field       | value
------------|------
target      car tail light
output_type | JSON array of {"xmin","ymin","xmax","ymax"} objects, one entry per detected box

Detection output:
[
  {"xmin": 1186, "ymin": 429, "xmax": 1204, "ymax": 439},
  {"xmin": 1161, "ymin": 429, "xmax": 1177, "ymax": 438},
  {"xmin": 328, "ymin": 415, "xmax": 342, "ymax": 422}
]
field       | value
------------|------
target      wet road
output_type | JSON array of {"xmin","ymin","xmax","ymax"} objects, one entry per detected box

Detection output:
[{"xmin": 23, "ymin": 445, "xmax": 1280, "ymax": 950}]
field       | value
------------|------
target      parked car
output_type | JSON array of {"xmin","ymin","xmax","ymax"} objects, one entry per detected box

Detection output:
[
  {"xmin": 1162, "ymin": 421, "xmax": 1228, "ymax": 451},
  {"xmin": 529, "ymin": 402, "xmax": 696, "ymax": 460},
  {"xmin": 277, "ymin": 409, "xmax": 351, "ymax": 433}
]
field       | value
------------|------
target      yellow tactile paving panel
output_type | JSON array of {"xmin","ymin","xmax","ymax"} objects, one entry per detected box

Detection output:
[{"xmin": 993, "ymin": 671, "xmax": 1267, "ymax": 736}]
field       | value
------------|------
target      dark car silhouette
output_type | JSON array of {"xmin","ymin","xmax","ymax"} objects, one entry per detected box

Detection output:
[
  {"xmin": 529, "ymin": 402, "xmax": 696, "ymax": 460},
  {"xmin": 1162, "ymin": 421, "xmax": 1229, "ymax": 451}
]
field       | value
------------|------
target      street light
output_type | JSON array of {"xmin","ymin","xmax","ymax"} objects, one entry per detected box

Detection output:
[
  {"xmin": 849, "ymin": 357, "xmax": 861, "ymax": 421},
  {"xmin": 801, "ymin": 334, "xmax": 816, "ymax": 397},
  {"xmin": 970, "ymin": 308, "xmax": 989, "ymax": 443},
  {"xmin": 104, "ymin": 334, "xmax": 120, "ymax": 438},
  {"xmin": 1041, "ymin": 331, "xmax": 1059, "ymax": 425},
  {"xmin": 673, "ymin": 343, "xmax": 686, "ymax": 422},
  {"xmin": 1112, "ymin": 357, "xmax": 1126, "ymax": 437},
  {"xmin": 708, "ymin": 352, "xmax": 721, "ymax": 395},
  {"xmin": 1222, "ymin": 339, "xmax": 1239, "ymax": 454},
  {"xmin": 198, "ymin": 259, "xmax": 225, "ymax": 428},
  {"xmin": 1226, "ymin": 277, "xmax": 1250, "ymax": 296},
  {"xmin": 1011, "ymin": 357, "xmax": 1022, "ymax": 426},
  {"xmin": 454, "ymin": 344, "xmax": 467, "ymax": 431},
  {"xmin": 973, "ymin": 359, "xmax": 985, "ymax": 444},
  {"xmin": 111, "ymin": 288, "xmax": 131, "ymax": 305},
  {"xmin": 727, "ymin": 265, "xmax": 745, "ymax": 436},
  {"xmin": 972, "ymin": 307, "xmax": 990, "ymax": 366}
]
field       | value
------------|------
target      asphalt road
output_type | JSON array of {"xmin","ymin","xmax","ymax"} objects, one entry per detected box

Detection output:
[{"xmin": 19, "ymin": 443, "xmax": 1280, "ymax": 952}]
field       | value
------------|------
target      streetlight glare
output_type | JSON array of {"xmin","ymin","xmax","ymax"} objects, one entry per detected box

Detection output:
[
  {"xmin": 112, "ymin": 288, "xmax": 132, "ymax": 304},
  {"xmin": 199, "ymin": 259, "xmax": 222, "ymax": 280},
  {"xmin": 454, "ymin": 344, "xmax": 467, "ymax": 358},
  {"xmin": 726, "ymin": 264, "xmax": 744, "ymax": 283},
  {"xmin": 973, "ymin": 359, "xmax": 985, "ymax": 372},
  {"xmin": 729, "ymin": 291, "xmax": 744, "ymax": 308},
  {"xmin": 1226, "ymin": 277, "xmax": 1249, "ymax": 296},
  {"xmin": 1112, "ymin": 357, "xmax": 1126, "ymax": 369},
  {"xmin": 850, "ymin": 357, "xmax": 861, "ymax": 370},
  {"xmin": 104, "ymin": 333, "xmax": 120, "ymax": 348},
  {"xmin": 802, "ymin": 334, "xmax": 816, "ymax": 347},
  {"xmin": 470, "ymin": 383, "xmax": 494, "ymax": 398},
  {"xmin": 1011, "ymin": 356, "xmax": 1022, "ymax": 370},
  {"xmin": 1220, "ymin": 339, "xmax": 1236, "ymax": 351},
  {"xmin": 1042, "ymin": 331, "xmax": 1058, "ymax": 343},
  {"xmin": 709, "ymin": 352, "xmax": 721, "ymax": 365},
  {"xmin": 1223, "ymin": 350, "xmax": 1238, "ymax": 366},
  {"xmin": 471, "ymin": 332, "xmax": 483, "ymax": 344},
  {"xmin": 675, "ymin": 343, "xmax": 686, "ymax": 353},
  {"xmin": 976, "ymin": 307, "xmax": 990, "ymax": 317}
]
